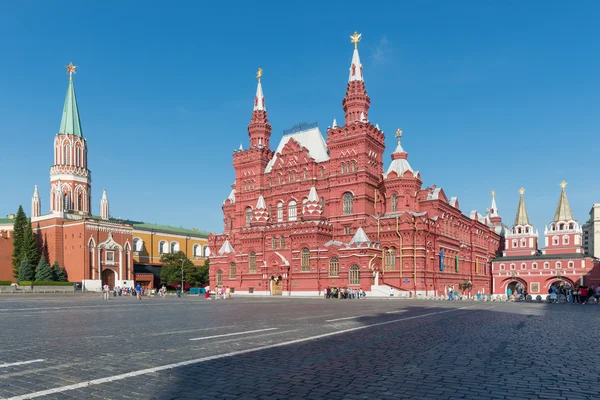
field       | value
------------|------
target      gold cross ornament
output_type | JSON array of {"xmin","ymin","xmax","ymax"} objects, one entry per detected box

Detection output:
[
  {"xmin": 491, "ymin": 189, "xmax": 495, "ymax": 197},
  {"xmin": 256, "ymin": 67, "xmax": 263, "ymax": 82},
  {"xmin": 560, "ymin": 180, "xmax": 567, "ymax": 189},
  {"xmin": 519, "ymin": 187, "xmax": 525, "ymax": 195},
  {"xmin": 395, "ymin": 128, "xmax": 403, "ymax": 143}
]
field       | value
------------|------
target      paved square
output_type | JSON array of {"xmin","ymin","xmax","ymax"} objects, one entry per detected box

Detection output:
[{"xmin": 0, "ymin": 295, "xmax": 598, "ymax": 399}]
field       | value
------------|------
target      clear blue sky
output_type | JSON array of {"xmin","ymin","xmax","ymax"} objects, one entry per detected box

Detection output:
[{"xmin": 1, "ymin": 0, "xmax": 599, "ymax": 234}]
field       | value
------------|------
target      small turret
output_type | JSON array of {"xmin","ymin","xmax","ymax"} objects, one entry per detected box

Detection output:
[
  {"xmin": 100, "ymin": 188, "xmax": 109, "ymax": 220},
  {"xmin": 32, "ymin": 185, "xmax": 41, "ymax": 218}
]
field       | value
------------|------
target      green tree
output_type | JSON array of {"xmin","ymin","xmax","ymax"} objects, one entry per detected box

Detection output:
[
  {"xmin": 34, "ymin": 256, "xmax": 53, "ymax": 281},
  {"xmin": 51, "ymin": 261, "xmax": 68, "ymax": 282},
  {"xmin": 11, "ymin": 206, "xmax": 28, "ymax": 279},
  {"xmin": 160, "ymin": 251, "xmax": 195, "ymax": 287},
  {"xmin": 22, "ymin": 219, "xmax": 40, "ymax": 270},
  {"xmin": 190, "ymin": 258, "xmax": 210, "ymax": 286},
  {"xmin": 18, "ymin": 257, "xmax": 35, "ymax": 282}
]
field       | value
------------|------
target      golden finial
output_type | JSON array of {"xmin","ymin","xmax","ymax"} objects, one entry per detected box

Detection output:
[
  {"xmin": 491, "ymin": 189, "xmax": 496, "ymax": 197},
  {"xmin": 65, "ymin": 62, "xmax": 78, "ymax": 80},
  {"xmin": 560, "ymin": 180, "xmax": 567, "ymax": 189},
  {"xmin": 350, "ymin": 32, "xmax": 362, "ymax": 50},
  {"xmin": 256, "ymin": 68, "xmax": 263, "ymax": 83},
  {"xmin": 519, "ymin": 187, "xmax": 525, "ymax": 195},
  {"xmin": 395, "ymin": 128, "xmax": 403, "ymax": 143}
]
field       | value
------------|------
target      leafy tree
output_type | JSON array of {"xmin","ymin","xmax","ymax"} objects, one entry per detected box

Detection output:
[
  {"xmin": 191, "ymin": 258, "xmax": 210, "ymax": 286},
  {"xmin": 18, "ymin": 257, "xmax": 35, "ymax": 283},
  {"xmin": 34, "ymin": 256, "xmax": 53, "ymax": 281},
  {"xmin": 11, "ymin": 206, "xmax": 28, "ymax": 279},
  {"xmin": 160, "ymin": 251, "xmax": 196, "ymax": 287},
  {"xmin": 22, "ymin": 219, "xmax": 40, "ymax": 269},
  {"xmin": 51, "ymin": 261, "xmax": 68, "ymax": 282}
]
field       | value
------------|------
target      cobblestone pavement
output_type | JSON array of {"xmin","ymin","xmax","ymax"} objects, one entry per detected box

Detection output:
[{"xmin": 0, "ymin": 294, "xmax": 599, "ymax": 399}]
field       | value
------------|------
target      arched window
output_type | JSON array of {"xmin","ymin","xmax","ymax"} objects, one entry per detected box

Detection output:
[
  {"xmin": 193, "ymin": 244, "xmax": 201, "ymax": 257},
  {"xmin": 568, "ymin": 261, "xmax": 574, "ymax": 268},
  {"xmin": 532, "ymin": 263, "xmax": 538, "ymax": 269},
  {"xmin": 226, "ymin": 217, "xmax": 232, "ymax": 231},
  {"xmin": 510, "ymin": 263, "xmax": 516, "ymax": 270},
  {"xmin": 159, "ymin": 240, "xmax": 168, "ymax": 254},
  {"xmin": 352, "ymin": 161, "xmax": 357, "ymax": 171},
  {"xmin": 133, "ymin": 238, "xmax": 144, "ymax": 252},
  {"xmin": 170, "ymin": 241, "xmax": 180, "ymax": 253},
  {"xmin": 512, "ymin": 240, "xmax": 518, "ymax": 248},
  {"xmin": 320, "ymin": 197, "xmax": 325, "ymax": 212},
  {"xmin": 341, "ymin": 163, "xmax": 345, "ymax": 174},
  {"xmin": 500, "ymin": 264, "xmax": 505, "ymax": 270},
  {"xmin": 269, "ymin": 204, "xmax": 273, "ymax": 220},
  {"xmin": 349, "ymin": 265, "xmax": 360, "ymax": 285},
  {"xmin": 556, "ymin": 262, "xmax": 562, "ymax": 269},
  {"xmin": 249, "ymin": 251, "xmax": 256, "ymax": 273},
  {"xmin": 520, "ymin": 263, "xmax": 526, "ymax": 270},
  {"xmin": 64, "ymin": 144, "xmax": 71, "ymax": 165},
  {"xmin": 216, "ymin": 270, "xmax": 223, "ymax": 286},
  {"xmin": 329, "ymin": 257, "xmax": 339, "ymax": 276},
  {"xmin": 77, "ymin": 192, "xmax": 83, "ymax": 211},
  {"xmin": 245, "ymin": 207, "xmax": 253, "ymax": 227},
  {"xmin": 288, "ymin": 200, "xmax": 297, "ymax": 221},
  {"xmin": 202, "ymin": 245, "xmax": 210, "ymax": 257},
  {"xmin": 563, "ymin": 236, "xmax": 569, "ymax": 245},
  {"xmin": 343, "ymin": 193, "xmax": 353, "ymax": 215},
  {"xmin": 271, "ymin": 237, "xmax": 277, "ymax": 250},
  {"xmin": 391, "ymin": 194, "xmax": 397, "ymax": 212},
  {"xmin": 544, "ymin": 262, "xmax": 549, "ymax": 269},
  {"xmin": 552, "ymin": 236, "xmax": 559, "ymax": 245},
  {"xmin": 320, "ymin": 166, "xmax": 325, "ymax": 178},
  {"xmin": 280, "ymin": 236, "xmax": 285, "ymax": 249},
  {"xmin": 385, "ymin": 248, "xmax": 396, "ymax": 271},
  {"xmin": 303, "ymin": 169, "xmax": 307, "ymax": 180},
  {"xmin": 229, "ymin": 262, "xmax": 236, "ymax": 279},
  {"xmin": 63, "ymin": 190, "xmax": 70, "ymax": 211},
  {"xmin": 277, "ymin": 201, "xmax": 283, "ymax": 222},
  {"xmin": 301, "ymin": 248, "xmax": 310, "ymax": 271}
]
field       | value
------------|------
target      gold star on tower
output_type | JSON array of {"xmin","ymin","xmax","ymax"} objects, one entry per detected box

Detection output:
[
  {"xmin": 519, "ymin": 188, "xmax": 525, "ymax": 195},
  {"xmin": 491, "ymin": 189, "xmax": 496, "ymax": 197},
  {"xmin": 65, "ymin": 62, "xmax": 78, "ymax": 79},
  {"xmin": 256, "ymin": 68, "xmax": 263, "ymax": 82},
  {"xmin": 560, "ymin": 180, "xmax": 567, "ymax": 189},
  {"xmin": 350, "ymin": 32, "xmax": 362, "ymax": 49}
]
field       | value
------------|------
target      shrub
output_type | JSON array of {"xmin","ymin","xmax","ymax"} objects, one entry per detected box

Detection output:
[
  {"xmin": 18, "ymin": 281, "xmax": 73, "ymax": 286},
  {"xmin": 0, "ymin": 280, "xmax": 13, "ymax": 286}
]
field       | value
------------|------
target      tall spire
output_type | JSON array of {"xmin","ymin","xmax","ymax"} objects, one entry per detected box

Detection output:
[
  {"xmin": 489, "ymin": 189, "xmax": 499, "ymax": 217},
  {"xmin": 554, "ymin": 181, "xmax": 574, "ymax": 222},
  {"xmin": 31, "ymin": 185, "xmax": 41, "ymax": 218},
  {"xmin": 58, "ymin": 62, "xmax": 83, "ymax": 137},
  {"xmin": 100, "ymin": 188, "xmax": 109, "ymax": 220},
  {"xmin": 514, "ymin": 188, "xmax": 530, "ymax": 226},
  {"xmin": 248, "ymin": 68, "xmax": 272, "ymax": 149},
  {"xmin": 348, "ymin": 32, "xmax": 364, "ymax": 82},
  {"xmin": 343, "ymin": 32, "xmax": 370, "ymax": 124}
]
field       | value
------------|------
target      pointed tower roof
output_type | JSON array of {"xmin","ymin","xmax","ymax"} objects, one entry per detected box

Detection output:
[
  {"xmin": 332, "ymin": 118, "xmax": 338, "ymax": 128},
  {"xmin": 33, "ymin": 185, "xmax": 39, "ymax": 198},
  {"xmin": 101, "ymin": 188, "xmax": 108, "ymax": 201},
  {"xmin": 256, "ymin": 195, "xmax": 267, "ymax": 210},
  {"xmin": 218, "ymin": 239, "xmax": 235, "ymax": 256},
  {"xmin": 308, "ymin": 186, "xmax": 319, "ymax": 202},
  {"xmin": 514, "ymin": 188, "xmax": 531, "ymax": 226},
  {"xmin": 554, "ymin": 181, "xmax": 574, "ymax": 222},
  {"xmin": 489, "ymin": 189, "xmax": 499, "ymax": 217},
  {"xmin": 350, "ymin": 227, "xmax": 371, "ymax": 245},
  {"xmin": 58, "ymin": 62, "xmax": 83, "ymax": 137},
  {"xmin": 348, "ymin": 32, "xmax": 364, "ymax": 82},
  {"xmin": 253, "ymin": 68, "xmax": 266, "ymax": 111},
  {"xmin": 384, "ymin": 129, "xmax": 418, "ymax": 178}
]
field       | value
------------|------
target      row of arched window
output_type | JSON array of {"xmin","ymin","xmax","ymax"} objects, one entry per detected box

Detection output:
[
  {"xmin": 55, "ymin": 142, "xmax": 86, "ymax": 168},
  {"xmin": 214, "ymin": 260, "xmax": 361, "ymax": 285},
  {"xmin": 244, "ymin": 193, "xmax": 354, "ymax": 227},
  {"xmin": 132, "ymin": 238, "xmax": 209, "ymax": 257},
  {"xmin": 499, "ymin": 261, "xmax": 575, "ymax": 270},
  {"xmin": 340, "ymin": 161, "xmax": 357, "ymax": 174}
]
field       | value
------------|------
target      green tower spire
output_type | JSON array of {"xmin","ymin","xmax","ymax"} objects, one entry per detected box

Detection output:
[{"xmin": 58, "ymin": 62, "xmax": 83, "ymax": 137}]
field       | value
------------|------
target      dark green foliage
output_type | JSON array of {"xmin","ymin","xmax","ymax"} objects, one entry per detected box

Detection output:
[
  {"xmin": 160, "ymin": 251, "xmax": 198, "ymax": 286},
  {"xmin": 11, "ymin": 206, "xmax": 28, "ymax": 279},
  {"xmin": 19, "ymin": 281, "xmax": 73, "ymax": 286},
  {"xmin": 34, "ymin": 256, "xmax": 53, "ymax": 281},
  {"xmin": 18, "ymin": 257, "xmax": 35, "ymax": 283},
  {"xmin": 0, "ymin": 281, "xmax": 12, "ymax": 286},
  {"xmin": 51, "ymin": 261, "xmax": 68, "ymax": 282},
  {"xmin": 22, "ymin": 220, "xmax": 40, "ymax": 269}
]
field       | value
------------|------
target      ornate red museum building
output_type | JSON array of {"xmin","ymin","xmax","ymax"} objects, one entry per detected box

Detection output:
[
  {"xmin": 491, "ymin": 184, "xmax": 600, "ymax": 297},
  {"xmin": 208, "ymin": 33, "xmax": 502, "ymax": 296}
]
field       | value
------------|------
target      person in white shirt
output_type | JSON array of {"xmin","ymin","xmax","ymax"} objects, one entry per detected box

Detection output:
[{"xmin": 103, "ymin": 284, "xmax": 110, "ymax": 300}]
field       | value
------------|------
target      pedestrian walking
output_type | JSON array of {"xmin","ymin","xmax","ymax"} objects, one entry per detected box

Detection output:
[{"xmin": 103, "ymin": 284, "xmax": 110, "ymax": 300}]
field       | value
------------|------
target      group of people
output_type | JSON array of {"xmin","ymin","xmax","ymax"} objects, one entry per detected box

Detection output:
[
  {"xmin": 102, "ymin": 284, "xmax": 143, "ymax": 300},
  {"xmin": 548, "ymin": 283, "xmax": 600, "ymax": 304},
  {"xmin": 207, "ymin": 286, "xmax": 232, "ymax": 299},
  {"xmin": 325, "ymin": 287, "xmax": 365, "ymax": 299}
]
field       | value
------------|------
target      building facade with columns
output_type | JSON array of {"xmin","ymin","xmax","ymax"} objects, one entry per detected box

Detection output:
[
  {"xmin": 491, "ymin": 184, "xmax": 600, "ymax": 297},
  {"xmin": 208, "ymin": 33, "xmax": 502, "ymax": 297}
]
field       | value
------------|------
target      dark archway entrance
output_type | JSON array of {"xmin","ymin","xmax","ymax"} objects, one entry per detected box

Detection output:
[
  {"xmin": 507, "ymin": 281, "xmax": 524, "ymax": 295},
  {"xmin": 101, "ymin": 269, "xmax": 115, "ymax": 289}
]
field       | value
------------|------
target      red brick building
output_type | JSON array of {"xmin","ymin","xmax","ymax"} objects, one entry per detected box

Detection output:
[
  {"xmin": 0, "ymin": 219, "xmax": 14, "ymax": 282},
  {"xmin": 208, "ymin": 33, "xmax": 502, "ymax": 297},
  {"xmin": 492, "ymin": 183, "xmax": 600, "ymax": 297}
]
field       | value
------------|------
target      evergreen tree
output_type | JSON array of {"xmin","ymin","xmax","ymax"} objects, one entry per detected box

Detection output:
[
  {"xmin": 18, "ymin": 257, "xmax": 35, "ymax": 283},
  {"xmin": 51, "ymin": 261, "xmax": 68, "ymax": 282},
  {"xmin": 34, "ymin": 256, "xmax": 53, "ymax": 282},
  {"xmin": 11, "ymin": 206, "xmax": 28, "ymax": 279},
  {"xmin": 22, "ymin": 220, "xmax": 40, "ymax": 270}
]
